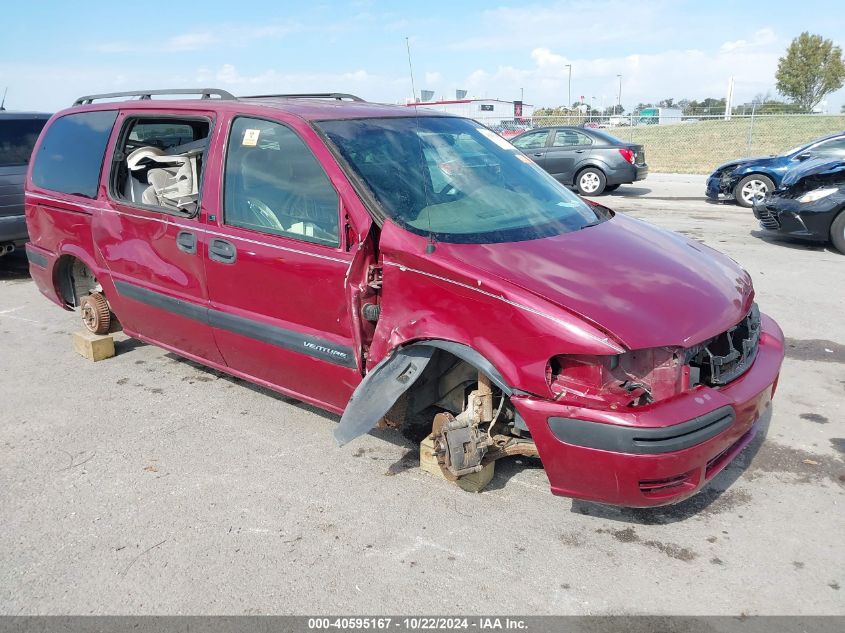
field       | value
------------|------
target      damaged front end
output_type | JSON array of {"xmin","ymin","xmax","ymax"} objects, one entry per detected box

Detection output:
[
  {"xmin": 546, "ymin": 304, "xmax": 761, "ymax": 410},
  {"xmin": 753, "ymin": 160, "xmax": 845, "ymax": 242}
]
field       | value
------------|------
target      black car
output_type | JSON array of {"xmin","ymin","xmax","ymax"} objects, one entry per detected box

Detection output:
[
  {"xmin": 752, "ymin": 158, "xmax": 845, "ymax": 254},
  {"xmin": 511, "ymin": 126, "xmax": 647, "ymax": 195},
  {"xmin": 0, "ymin": 111, "xmax": 51, "ymax": 256}
]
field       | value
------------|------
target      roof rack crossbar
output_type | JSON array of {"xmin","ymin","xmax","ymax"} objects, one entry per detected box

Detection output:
[
  {"xmin": 73, "ymin": 88, "xmax": 236, "ymax": 106},
  {"xmin": 240, "ymin": 93, "xmax": 365, "ymax": 102}
]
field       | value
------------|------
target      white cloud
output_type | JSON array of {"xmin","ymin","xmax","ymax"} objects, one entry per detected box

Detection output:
[
  {"xmin": 424, "ymin": 71, "xmax": 441, "ymax": 85},
  {"xmin": 448, "ymin": 0, "xmax": 671, "ymax": 52},
  {"xmin": 720, "ymin": 28, "xmax": 777, "ymax": 53},
  {"xmin": 89, "ymin": 22, "xmax": 298, "ymax": 55},
  {"xmin": 454, "ymin": 35, "xmax": 792, "ymax": 108},
  {"xmin": 165, "ymin": 32, "xmax": 217, "ymax": 52}
]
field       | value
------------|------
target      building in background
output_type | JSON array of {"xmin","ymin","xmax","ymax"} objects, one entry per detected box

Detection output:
[
  {"xmin": 638, "ymin": 107, "xmax": 683, "ymax": 125},
  {"xmin": 404, "ymin": 92, "xmax": 534, "ymax": 126}
]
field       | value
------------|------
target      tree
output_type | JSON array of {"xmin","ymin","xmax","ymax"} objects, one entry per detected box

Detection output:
[
  {"xmin": 841, "ymin": 104, "xmax": 845, "ymax": 113},
  {"xmin": 658, "ymin": 97, "xmax": 675, "ymax": 108},
  {"xmin": 776, "ymin": 32, "xmax": 845, "ymax": 112}
]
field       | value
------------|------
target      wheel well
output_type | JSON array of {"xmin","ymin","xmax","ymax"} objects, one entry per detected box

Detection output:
[
  {"xmin": 54, "ymin": 256, "xmax": 99, "ymax": 308},
  {"xmin": 735, "ymin": 172, "xmax": 772, "ymax": 187},
  {"xmin": 383, "ymin": 349, "xmax": 510, "ymax": 436},
  {"xmin": 574, "ymin": 164, "xmax": 604, "ymax": 182}
]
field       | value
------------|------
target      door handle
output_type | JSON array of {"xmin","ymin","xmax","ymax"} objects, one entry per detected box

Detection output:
[
  {"xmin": 176, "ymin": 231, "xmax": 197, "ymax": 255},
  {"xmin": 532, "ymin": 153, "xmax": 544, "ymax": 157},
  {"xmin": 575, "ymin": 149, "xmax": 586, "ymax": 153},
  {"xmin": 209, "ymin": 238, "xmax": 237, "ymax": 264}
]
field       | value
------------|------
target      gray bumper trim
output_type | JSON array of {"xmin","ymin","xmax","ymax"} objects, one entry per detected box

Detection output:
[{"xmin": 548, "ymin": 405, "xmax": 736, "ymax": 454}]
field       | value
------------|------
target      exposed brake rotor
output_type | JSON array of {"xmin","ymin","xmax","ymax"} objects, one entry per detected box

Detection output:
[{"xmin": 431, "ymin": 412, "xmax": 459, "ymax": 481}]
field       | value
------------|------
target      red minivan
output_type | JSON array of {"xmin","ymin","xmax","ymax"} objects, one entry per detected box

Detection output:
[{"xmin": 24, "ymin": 89, "xmax": 784, "ymax": 507}]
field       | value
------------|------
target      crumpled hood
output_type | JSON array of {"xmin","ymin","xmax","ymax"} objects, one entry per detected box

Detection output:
[
  {"xmin": 435, "ymin": 214, "xmax": 754, "ymax": 350},
  {"xmin": 780, "ymin": 158, "xmax": 845, "ymax": 188},
  {"xmin": 713, "ymin": 155, "xmax": 777, "ymax": 173}
]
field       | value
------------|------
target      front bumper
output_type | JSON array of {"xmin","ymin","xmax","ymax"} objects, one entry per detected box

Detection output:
[
  {"xmin": 512, "ymin": 313, "xmax": 784, "ymax": 507},
  {"xmin": 705, "ymin": 174, "xmax": 735, "ymax": 201},
  {"xmin": 752, "ymin": 193, "xmax": 843, "ymax": 242}
]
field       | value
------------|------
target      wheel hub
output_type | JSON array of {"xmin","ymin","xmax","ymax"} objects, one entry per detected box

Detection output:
[{"xmin": 581, "ymin": 173, "xmax": 600, "ymax": 192}]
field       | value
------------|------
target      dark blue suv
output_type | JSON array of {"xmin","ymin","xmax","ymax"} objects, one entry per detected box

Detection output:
[
  {"xmin": 1, "ymin": 111, "xmax": 51, "ymax": 256},
  {"xmin": 705, "ymin": 131, "xmax": 845, "ymax": 207}
]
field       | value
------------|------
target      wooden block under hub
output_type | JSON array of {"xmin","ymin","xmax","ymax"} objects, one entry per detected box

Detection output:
[
  {"xmin": 72, "ymin": 330, "xmax": 115, "ymax": 362},
  {"xmin": 420, "ymin": 434, "xmax": 495, "ymax": 493}
]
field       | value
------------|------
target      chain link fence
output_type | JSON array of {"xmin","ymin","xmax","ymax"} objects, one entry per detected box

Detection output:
[{"xmin": 478, "ymin": 114, "xmax": 845, "ymax": 174}]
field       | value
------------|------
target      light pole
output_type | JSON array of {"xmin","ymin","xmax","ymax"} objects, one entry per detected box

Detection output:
[
  {"xmin": 565, "ymin": 64, "xmax": 572, "ymax": 111},
  {"xmin": 616, "ymin": 74, "xmax": 622, "ymax": 113}
]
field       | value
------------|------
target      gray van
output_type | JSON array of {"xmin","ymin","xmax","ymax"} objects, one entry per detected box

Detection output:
[{"xmin": 1, "ymin": 112, "xmax": 51, "ymax": 255}]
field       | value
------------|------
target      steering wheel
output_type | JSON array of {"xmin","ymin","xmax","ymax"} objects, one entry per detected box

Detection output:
[{"xmin": 245, "ymin": 197, "xmax": 285, "ymax": 232}]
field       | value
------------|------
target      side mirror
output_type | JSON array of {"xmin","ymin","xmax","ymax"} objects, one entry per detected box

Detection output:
[{"xmin": 796, "ymin": 152, "xmax": 812, "ymax": 161}]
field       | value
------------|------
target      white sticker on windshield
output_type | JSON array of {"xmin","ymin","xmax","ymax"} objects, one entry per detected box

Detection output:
[
  {"xmin": 478, "ymin": 128, "xmax": 518, "ymax": 150},
  {"xmin": 242, "ymin": 129, "xmax": 261, "ymax": 146}
]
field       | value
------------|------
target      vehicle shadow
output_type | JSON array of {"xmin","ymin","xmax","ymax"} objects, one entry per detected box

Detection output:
[
  {"xmin": 483, "ymin": 455, "xmax": 545, "ymax": 491},
  {"xmin": 156, "ymin": 350, "xmax": 341, "ymax": 423},
  {"xmin": 0, "ymin": 250, "xmax": 31, "ymax": 281},
  {"xmin": 568, "ymin": 407, "xmax": 772, "ymax": 525},
  {"xmin": 750, "ymin": 230, "xmax": 838, "ymax": 254},
  {"xmin": 604, "ymin": 186, "xmax": 652, "ymax": 197}
]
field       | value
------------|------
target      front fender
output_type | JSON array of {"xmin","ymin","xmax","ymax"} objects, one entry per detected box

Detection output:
[{"xmin": 732, "ymin": 164, "xmax": 784, "ymax": 185}]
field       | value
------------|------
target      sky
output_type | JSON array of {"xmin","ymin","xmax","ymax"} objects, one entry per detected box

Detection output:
[{"xmin": 2, "ymin": 0, "xmax": 844, "ymax": 114}]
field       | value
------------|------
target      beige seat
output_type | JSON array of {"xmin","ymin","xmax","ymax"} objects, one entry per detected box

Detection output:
[{"xmin": 126, "ymin": 146, "xmax": 200, "ymax": 210}]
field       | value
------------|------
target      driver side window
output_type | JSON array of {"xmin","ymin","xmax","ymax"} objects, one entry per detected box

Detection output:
[{"xmin": 223, "ymin": 117, "xmax": 340, "ymax": 247}]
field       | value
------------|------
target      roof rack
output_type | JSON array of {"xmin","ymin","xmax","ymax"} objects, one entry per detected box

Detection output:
[
  {"xmin": 240, "ymin": 93, "xmax": 365, "ymax": 102},
  {"xmin": 73, "ymin": 88, "xmax": 236, "ymax": 106}
]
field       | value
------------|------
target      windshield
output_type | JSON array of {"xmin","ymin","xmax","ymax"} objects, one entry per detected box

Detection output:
[
  {"xmin": 316, "ymin": 116, "xmax": 602, "ymax": 244},
  {"xmin": 782, "ymin": 142, "xmax": 811, "ymax": 157}
]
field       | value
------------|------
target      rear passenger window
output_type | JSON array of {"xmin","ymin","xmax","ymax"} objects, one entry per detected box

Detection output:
[
  {"xmin": 31, "ymin": 110, "xmax": 118, "ymax": 198},
  {"xmin": 0, "ymin": 118, "xmax": 48, "ymax": 167},
  {"xmin": 223, "ymin": 117, "xmax": 339, "ymax": 247},
  {"xmin": 553, "ymin": 130, "xmax": 592, "ymax": 147},
  {"xmin": 110, "ymin": 116, "xmax": 211, "ymax": 215}
]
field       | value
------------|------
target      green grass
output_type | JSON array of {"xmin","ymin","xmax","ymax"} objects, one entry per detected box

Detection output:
[{"xmin": 595, "ymin": 116, "xmax": 845, "ymax": 174}]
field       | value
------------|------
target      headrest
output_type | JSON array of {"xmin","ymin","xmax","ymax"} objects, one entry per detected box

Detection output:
[
  {"xmin": 127, "ymin": 146, "xmax": 191, "ymax": 171},
  {"xmin": 126, "ymin": 146, "xmax": 166, "ymax": 171}
]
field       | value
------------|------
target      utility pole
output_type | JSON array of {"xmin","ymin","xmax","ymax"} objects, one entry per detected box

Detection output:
[
  {"xmin": 616, "ymin": 74, "xmax": 622, "ymax": 113},
  {"xmin": 565, "ymin": 64, "xmax": 572, "ymax": 110},
  {"xmin": 405, "ymin": 37, "xmax": 417, "ymax": 103}
]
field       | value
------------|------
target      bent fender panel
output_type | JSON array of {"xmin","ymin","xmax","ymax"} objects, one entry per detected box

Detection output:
[
  {"xmin": 408, "ymin": 340, "xmax": 513, "ymax": 396},
  {"xmin": 334, "ymin": 341, "xmax": 516, "ymax": 446},
  {"xmin": 334, "ymin": 346, "xmax": 435, "ymax": 446}
]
